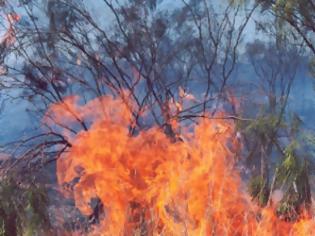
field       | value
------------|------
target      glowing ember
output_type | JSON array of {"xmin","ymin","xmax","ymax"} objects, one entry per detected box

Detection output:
[{"xmin": 46, "ymin": 96, "xmax": 315, "ymax": 235}]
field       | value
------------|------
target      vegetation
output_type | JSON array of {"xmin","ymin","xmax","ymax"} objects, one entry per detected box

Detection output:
[
  {"xmin": 0, "ymin": 0, "xmax": 315, "ymax": 234},
  {"xmin": 0, "ymin": 176, "xmax": 50, "ymax": 236}
]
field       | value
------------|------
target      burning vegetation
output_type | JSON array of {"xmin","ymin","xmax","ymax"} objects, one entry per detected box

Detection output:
[
  {"xmin": 1, "ymin": 0, "xmax": 315, "ymax": 235},
  {"xmin": 43, "ymin": 96, "xmax": 314, "ymax": 235}
]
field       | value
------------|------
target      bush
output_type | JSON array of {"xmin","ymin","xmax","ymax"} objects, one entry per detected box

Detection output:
[{"xmin": 0, "ymin": 176, "xmax": 50, "ymax": 236}]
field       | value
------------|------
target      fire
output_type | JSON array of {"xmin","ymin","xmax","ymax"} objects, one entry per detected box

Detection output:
[
  {"xmin": 0, "ymin": 13, "xmax": 20, "ymax": 46},
  {"xmin": 45, "ymin": 96, "xmax": 315, "ymax": 235}
]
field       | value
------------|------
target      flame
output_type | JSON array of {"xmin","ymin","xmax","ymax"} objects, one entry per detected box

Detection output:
[
  {"xmin": 46, "ymin": 96, "xmax": 315, "ymax": 235},
  {"xmin": 0, "ymin": 13, "xmax": 20, "ymax": 46}
]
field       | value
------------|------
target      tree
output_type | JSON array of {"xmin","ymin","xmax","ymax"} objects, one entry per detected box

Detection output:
[
  {"xmin": 0, "ymin": 0, "xmax": 258, "ymax": 233},
  {"xmin": 255, "ymin": 0, "xmax": 315, "ymax": 76},
  {"xmin": 0, "ymin": 0, "xmax": 257, "ymax": 161},
  {"xmin": 236, "ymin": 31, "xmax": 313, "ymax": 219}
]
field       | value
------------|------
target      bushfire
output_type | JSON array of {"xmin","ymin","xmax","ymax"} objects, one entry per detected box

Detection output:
[{"xmin": 45, "ymin": 96, "xmax": 315, "ymax": 235}]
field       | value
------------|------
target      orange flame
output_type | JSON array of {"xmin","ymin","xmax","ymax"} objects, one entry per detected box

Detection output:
[{"xmin": 46, "ymin": 96, "xmax": 315, "ymax": 235}]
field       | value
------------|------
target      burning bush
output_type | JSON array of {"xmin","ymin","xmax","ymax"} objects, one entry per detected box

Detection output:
[{"xmin": 43, "ymin": 96, "xmax": 315, "ymax": 236}]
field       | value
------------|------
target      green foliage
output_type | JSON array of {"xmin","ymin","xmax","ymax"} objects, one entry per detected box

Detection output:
[
  {"xmin": 274, "ymin": 147, "xmax": 311, "ymax": 220},
  {"xmin": 0, "ymin": 177, "xmax": 50, "ymax": 236},
  {"xmin": 0, "ymin": 220, "xmax": 5, "ymax": 236},
  {"xmin": 274, "ymin": 143, "xmax": 299, "ymax": 188},
  {"xmin": 273, "ymin": 0, "xmax": 294, "ymax": 16},
  {"xmin": 229, "ymin": 0, "xmax": 250, "ymax": 6},
  {"xmin": 247, "ymin": 137, "xmax": 312, "ymax": 219},
  {"xmin": 276, "ymin": 0, "xmax": 313, "ymax": 17},
  {"xmin": 248, "ymin": 175, "xmax": 269, "ymax": 206},
  {"xmin": 238, "ymin": 115, "xmax": 280, "ymax": 142},
  {"xmin": 256, "ymin": 0, "xmax": 315, "ymax": 50},
  {"xmin": 289, "ymin": 113, "xmax": 302, "ymax": 136}
]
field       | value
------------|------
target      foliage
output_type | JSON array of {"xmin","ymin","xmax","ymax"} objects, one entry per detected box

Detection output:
[
  {"xmin": 248, "ymin": 175, "xmax": 269, "ymax": 206},
  {"xmin": 243, "ymin": 115, "xmax": 280, "ymax": 140},
  {"xmin": 248, "ymin": 142, "xmax": 312, "ymax": 219},
  {"xmin": 0, "ymin": 176, "xmax": 50, "ymax": 236},
  {"xmin": 274, "ymin": 146, "xmax": 311, "ymax": 220},
  {"xmin": 257, "ymin": 0, "xmax": 315, "ymax": 56}
]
